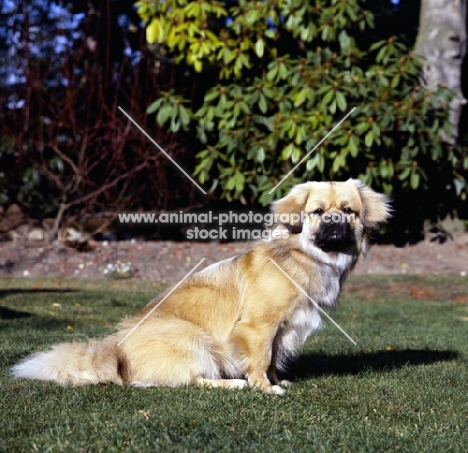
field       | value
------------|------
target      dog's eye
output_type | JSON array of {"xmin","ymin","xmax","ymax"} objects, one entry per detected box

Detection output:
[
  {"xmin": 343, "ymin": 207, "xmax": 354, "ymax": 215},
  {"xmin": 313, "ymin": 208, "xmax": 324, "ymax": 215}
]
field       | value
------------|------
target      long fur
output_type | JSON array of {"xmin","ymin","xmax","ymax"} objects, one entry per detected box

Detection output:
[{"xmin": 12, "ymin": 179, "xmax": 391, "ymax": 394}]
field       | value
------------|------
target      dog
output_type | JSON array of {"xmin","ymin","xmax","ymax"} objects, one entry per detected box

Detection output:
[{"xmin": 12, "ymin": 179, "xmax": 391, "ymax": 394}]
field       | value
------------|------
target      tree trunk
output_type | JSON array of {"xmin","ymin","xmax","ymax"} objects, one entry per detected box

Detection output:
[{"xmin": 415, "ymin": 0, "xmax": 467, "ymax": 143}]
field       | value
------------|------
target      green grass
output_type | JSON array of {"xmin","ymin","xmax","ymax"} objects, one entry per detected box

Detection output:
[{"xmin": 1, "ymin": 275, "xmax": 467, "ymax": 453}]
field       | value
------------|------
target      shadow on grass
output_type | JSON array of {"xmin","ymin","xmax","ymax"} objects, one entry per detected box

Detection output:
[
  {"xmin": 0, "ymin": 306, "xmax": 32, "ymax": 319},
  {"xmin": 0, "ymin": 288, "xmax": 81, "ymax": 300},
  {"xmin": 286, "ymin": 349, "xmax": 460, "ymax": 380},
  {"xmin": 0, "ymin": 288, "xmax": 82, "ymax": 320}
]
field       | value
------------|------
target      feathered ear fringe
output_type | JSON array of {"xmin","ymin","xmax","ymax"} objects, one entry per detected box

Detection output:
[
  {"xmin": 270, "ymin": 183, "xmax": 311, "ymax": 233},
  {"xmin": 351, "ymin": 179, "xmax": 393, "ymax": 230}
]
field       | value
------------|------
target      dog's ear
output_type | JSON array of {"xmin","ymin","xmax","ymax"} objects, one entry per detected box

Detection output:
[
  {"xmin": 352, "ymin": 179, "xmax": 392, "ymax": 229},
  {"xmin": 270, "ymin": 184, "xmax": 310, "ymax": 233}
]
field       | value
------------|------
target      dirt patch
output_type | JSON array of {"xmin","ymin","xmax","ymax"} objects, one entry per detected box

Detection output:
[{"xmin": 0, "ymin": 233, "xmax": 467, "ymax": 282}]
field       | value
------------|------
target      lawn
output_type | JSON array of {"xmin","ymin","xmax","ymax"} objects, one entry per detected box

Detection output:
[{"xmin": 1, "ymin": 275, "xmax": 467, "ymax": 453}]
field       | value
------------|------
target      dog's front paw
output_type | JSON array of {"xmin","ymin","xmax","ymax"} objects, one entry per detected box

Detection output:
[
  {"xmin": 248, "ymin": 374, "xmax": 287, "ymax": 395},
  {"xmin": 253, "ymin": 382, "xmax": 287, "ymax": 395},
  {"xmin": 268, "ymin": 385, "xmax": 286, "ymax": 395}
]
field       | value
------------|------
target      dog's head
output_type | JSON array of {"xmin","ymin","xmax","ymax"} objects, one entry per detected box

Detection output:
[{"xmin": 270, "ymin": 179, "xmax": 391, "ymax": 259}]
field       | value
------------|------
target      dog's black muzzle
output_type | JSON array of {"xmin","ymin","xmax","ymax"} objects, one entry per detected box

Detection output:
[{"xmin": 315, "ymin": 218, "xmax": 354, "ymax": 252}]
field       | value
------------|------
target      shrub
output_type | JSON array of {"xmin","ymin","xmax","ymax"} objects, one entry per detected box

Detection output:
[{"xmin": 137, "ymin": 0, "xmax": 467, "ymax": 227}]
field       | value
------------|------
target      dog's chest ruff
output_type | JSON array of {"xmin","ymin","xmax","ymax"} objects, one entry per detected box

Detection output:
[
  {"xmin": 315, "ymin": 265, "xmax": 345, "ymax": 308},
  {"xmin": 274, "ymin": 267, "xmax": 345, "ymax": 370},
  {"xmin": 275, "ymin": 305, "xmax": 322, "ymax": 370}
]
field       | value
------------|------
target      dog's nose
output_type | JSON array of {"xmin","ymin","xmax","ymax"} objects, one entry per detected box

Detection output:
[{"xmin": 328, "ymin": 212, "xmax": 341, "ymax": 224}]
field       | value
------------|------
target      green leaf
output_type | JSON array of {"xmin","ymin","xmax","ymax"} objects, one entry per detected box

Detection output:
[
  {"xmin": 146, "ymin": 19, "xmax": 159, "ymax": 44},
  {"xmin": 380, "ymin": 75, "xmax": 389, "ymax": 87},
  {"xmin": 293, "ymin": 88, "xmax": 308, "ymax": 107},
  {"xmin": 226, "ymin": 175, "xmax": 236, "ymax": 190},
  {"xmin": 332, "ymin": 155, "xmax": 344, "ymax": 173},
  {"xmin": 355, "ymin": 122, "xmax": 370, "ymax": 135},
  {"xmin": 179, "ymin": 105, "xmax": 191, "ymax": 127},
  {"xmin": 376, "ymin": 45, "xmax": 387, "ymax": 63},
  {"xmin": 336, "ymin": 91, "xmax": 347, "ymax": 112},
  {"xmin": 410, "ymin": 170, "xmax": 420, "ymax": 189},
  {"xmin": 322, "ymin": 89, "xmax": 334, "ymax": 107},
  {"xmin": 398, "ymin": 167, "xmax": 411, "ymax": 180},
  {"xmin": 170, "ymin": 116, "xmax": 180, "ymax": 132},
  {"xmin": 365, "ymin": 131, "xmax": 373, "ymax": 147},
  {"xmin": 369, "ymin": 40, "xmax": 385, "ymax": 52},
  {"xmin": 258, "ymin": 95, "xmax": 268, "ymax": 114},
  {"xmin": 193, "ymin": 59, "xmax": 203, "ymax": 73},
  {"xmin": 281, "ymin": 143, "xmax": 294, "ymax": 160},
  {"xmin": 318, "ymin": 153, "xmax": 325, "ymax": 173},
  {"xmin": 306, "ymin": 154, "xmax": 318, "ymax": 171},
  {"xmin": 156, "ymin": 105, "xmax": 172, "ymax": 125},
  {"xmin": 391, "ymin": 74, "xmax": 400, "ymax": 88},
  {"xmin": 255, "ymin": 38, "xmax": 265, "ymax": 58},
  {"xmin": 245, "ymin": 10, "xmax": 259, "ymax": 25},
  {"xmin": 204, "ymin": 90, "xmax": 219, "ymax": 103},
  {"xmin": 338, "ymin": 30, "xmax": 351, "ymax": 52},
  {"xmin": 147, "ymin": 98, "xmax": 163, "ymax": 114},
  {"xmin": 256, "ymin": 147, "xmax": 265, "ymax": 162},
  {"xmin": 291, "ymin": 146, "xmax": 302, "ymax": 164},
  {"xmin": 234, "ymin": 171, "xmax": 245, "ymax": 192},
  {"xmin": 266, "ymin": 65, "xmax": 277, "ymax": 81},
  {"xmin": 380, "ymin": 160, "xmax": 388, "ymax": 178},
  {"xmin": 295, "ymin": 126, "xmax": 305, "ymax": 145},
  {"xmin": 278, "ymin": 62, "xmax": 287, "ymax": 79},
  {"xmin": 349, "ymin": 136, "xmax": 358, "ymax": 157}
]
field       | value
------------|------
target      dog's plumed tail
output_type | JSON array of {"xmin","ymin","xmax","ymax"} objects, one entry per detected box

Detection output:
[{"xmin": 11, "ymin": 337, "xmax": 128, "ymax": 385}]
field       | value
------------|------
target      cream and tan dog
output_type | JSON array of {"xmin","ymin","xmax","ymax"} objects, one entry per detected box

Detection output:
[{"xmin": 13, "ymin": 179, "xmax": 391, "ymax": 394}]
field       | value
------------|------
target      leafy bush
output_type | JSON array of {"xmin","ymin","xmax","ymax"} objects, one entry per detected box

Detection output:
[{"xmin": 137, "ymin": 0, "xmax": 467, "ymax": 217}]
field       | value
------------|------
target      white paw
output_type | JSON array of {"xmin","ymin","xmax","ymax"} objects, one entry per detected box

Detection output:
[
  {"xmin": 197, "ymin": 378, "xmax": 248, "ymax": 390},
  {"xmin": 227, "ymin": 379, "xmax": 248, "ymax": 389},
  {"xmin": 130, "ymin": 381, "xmax": 157, "ymax": 388},
  {"xmin": 269, "ymin": 385, "xmax": 286, "ymax": 395}
]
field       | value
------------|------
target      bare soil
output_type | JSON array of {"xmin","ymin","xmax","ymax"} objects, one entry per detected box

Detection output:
[{"xmin": 1, "ymin": 233, "xmax": 467, "ymax": 282}]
